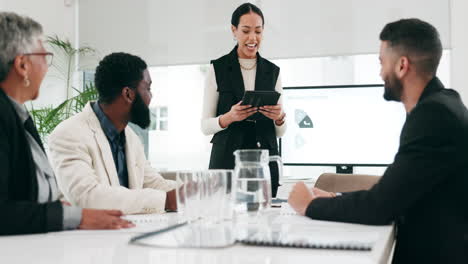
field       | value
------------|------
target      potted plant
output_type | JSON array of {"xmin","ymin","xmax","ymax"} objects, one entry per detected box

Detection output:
[{"xmin": 29, "ymin": 36, "xmax": 98, "ymax": 142}]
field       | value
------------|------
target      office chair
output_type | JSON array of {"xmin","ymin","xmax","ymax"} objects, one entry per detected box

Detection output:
[{"xmin": 314, "ymin": 173, "xmax": 380, "ymax": 193}]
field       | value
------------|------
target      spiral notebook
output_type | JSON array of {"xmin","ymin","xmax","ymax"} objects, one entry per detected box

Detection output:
[
  {"xmin": 238, "ymin": 235, "xmax": 373, "ymax": 251},
  {"xmin": 118, "ymin": 214, "xmax": 180, "ymax": 234},
  {"xmin": 237, "ymin": 214, "xmax": 378, "ymax": 251},
  {"xmin": 122, "ymin": 214, "xmax": 170, "ymax": 224}
]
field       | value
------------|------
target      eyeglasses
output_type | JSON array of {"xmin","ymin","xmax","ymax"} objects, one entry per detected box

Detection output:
[{"xmin": 23, "ymin": 52, "xmax": 54, "ymax": 66}]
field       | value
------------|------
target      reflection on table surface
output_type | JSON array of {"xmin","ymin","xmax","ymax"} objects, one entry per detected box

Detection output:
[{"xmin": 0, "ymin": 209, "xmax": 394, "ymax": 264}]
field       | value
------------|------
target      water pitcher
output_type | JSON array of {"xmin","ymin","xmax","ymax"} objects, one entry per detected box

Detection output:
[{"xmin": 233, "ymin": 149, "xmax": 283, "ymax": 215}]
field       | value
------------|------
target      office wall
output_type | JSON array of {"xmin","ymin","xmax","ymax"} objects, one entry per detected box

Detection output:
[
  {"xmin": 0, "ymin": 0, "xmax": 78, "ymax": 108},
  {"xmin": 1, "ymin": 1, "xmax": 460, "ymax": 105},
  {"xmin": 450, "ymin": 0, "xmax": 468, "ymax": 102},
  {"xmin": 79, "ymin": 0, "xmax": 451, "ymax": 67},
  {"xmin": 0, "ymin": 0, "xmax": 76, "ymax": 41}
]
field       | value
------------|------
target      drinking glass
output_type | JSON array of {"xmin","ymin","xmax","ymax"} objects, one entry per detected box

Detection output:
[
  {"xmin": 201, "ymin": 170, "xmax": 234, "ymax": 223},
  {"xmin": 176, "ymin": 171, "xmax": 204, "ymax": 222}
]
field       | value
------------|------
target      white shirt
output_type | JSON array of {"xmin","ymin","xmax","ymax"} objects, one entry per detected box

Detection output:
[{"xmin": 201, "ymin": 58, "xmax": 287, "ymax": 137}]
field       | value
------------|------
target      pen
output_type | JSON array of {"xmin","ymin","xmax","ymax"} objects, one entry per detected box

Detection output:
[{"xmin": 129, "ymin": 221, "xmax": 188, "ymax": 243}]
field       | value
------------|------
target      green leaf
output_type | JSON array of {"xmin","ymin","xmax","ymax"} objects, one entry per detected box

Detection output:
[{"xmin": 29, "ymin": 36, "xmax": 99, "ymax": 142}]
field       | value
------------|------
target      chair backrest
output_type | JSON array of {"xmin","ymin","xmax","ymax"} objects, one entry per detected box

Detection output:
[{"xmin": 314, "ymin": 173, "xmax": 380, "ymax": 193}]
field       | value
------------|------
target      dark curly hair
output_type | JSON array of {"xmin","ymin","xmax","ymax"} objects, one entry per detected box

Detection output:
[
  {"xmin": 380, "ymin": 18, "xmax": 442, "ymax": 76},
  {"xmin": 94, "ymin": 52, "xmax": 147, "ymax": 104},
  {"xmin": 231, "ymin": 3, "xmax": 264, "ymax": 28}
]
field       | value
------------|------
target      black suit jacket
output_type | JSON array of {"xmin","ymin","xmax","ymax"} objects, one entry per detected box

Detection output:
[
  {"xmin": 306, "ymin": 77, "xmax": 468, "ymax": 264},
  {"xmin": 0, "ymin": 88, "xmax": 63, "ymax": 235}
]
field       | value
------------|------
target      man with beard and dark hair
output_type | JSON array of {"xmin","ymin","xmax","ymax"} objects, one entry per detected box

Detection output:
[
  {"xmin": 49, "ymin": 52, "xmax": 178, "ymax": 215},
  {"xmin": 289, "ymin": 19, "xmax": 468, "ymax": 264}
]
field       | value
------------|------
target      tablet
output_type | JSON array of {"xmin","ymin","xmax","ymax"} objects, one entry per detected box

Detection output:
[{"xmin": 240, "ymin": 91, "xmax": 281, "ymax": 107}]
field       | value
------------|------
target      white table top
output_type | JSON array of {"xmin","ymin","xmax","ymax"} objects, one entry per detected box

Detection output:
[{"xmin": 0, "ymin": 210, "xmax": 394, "ymax": 264}]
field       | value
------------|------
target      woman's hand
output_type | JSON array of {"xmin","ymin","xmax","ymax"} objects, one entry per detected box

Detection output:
[
  {"xmin": 259, "ymin": 104, "xmax": 285, "ymax": 125},
  {"xmin": 219, "ymin": 101, "xmax": 257, "ymax": 128}
]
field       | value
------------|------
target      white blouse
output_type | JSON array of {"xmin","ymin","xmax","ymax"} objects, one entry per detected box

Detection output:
[{"xmin": 201, "ymin": 58, "xmax": 287, "ymax": 137}]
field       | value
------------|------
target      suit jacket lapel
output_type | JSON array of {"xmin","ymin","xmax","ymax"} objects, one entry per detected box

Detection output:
[
  {"xmin": 227, "ymin": 46, "xmax": 271, "ymax": 94},
  {"xmin": 227, "ymin": 46, "xmax": 245, "ymax": 102},
  {"xmin": 254, "ymin": 53, "xmax": 271, "ymax": 91},
  {"xmin": 0, "ymin": 88, "xmax": 38, "ymax": 200},
  {"xmin": 85, "ymin": 103, "xmax": 120, "ymax": 186},
  {"xmin": 125, "ymin": 127, "xmax": 141, "ymax": 189}
]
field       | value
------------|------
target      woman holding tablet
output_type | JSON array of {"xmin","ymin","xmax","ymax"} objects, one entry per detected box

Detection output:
[{"xmin": 201, "ymin": 2, "xmax": 286, "ymax": 196}]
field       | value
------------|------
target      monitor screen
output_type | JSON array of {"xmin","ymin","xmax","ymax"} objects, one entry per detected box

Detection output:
[{"xmin": 280, "ymin": 85, "xmax": 406, "ymax": 165}]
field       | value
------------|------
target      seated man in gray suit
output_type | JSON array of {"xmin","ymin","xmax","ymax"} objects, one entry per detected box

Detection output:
[
  {"xmin": 289, "ymin": 19, "xmax": 468, "ymax": 264},
  {"xmin": 0, "ymin": 12, "xmax": 133, "ymax": 235},
  {"xmin": 49, "ymin": 53, "xmax": 178, "ymax": 215}
]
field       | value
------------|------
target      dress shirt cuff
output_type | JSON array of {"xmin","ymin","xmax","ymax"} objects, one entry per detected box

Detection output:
[
  {"xmin": 215, "ymin": 116, "xmax": 227, "ymax": 131},
  {"xmin": 274, "ymin": 120, "xmax": 287, "ymax": 137},
  {"xmin": 62, "ymin": 205, "xmax": 83, "ymax": 230},
  {"xmin": 201, "ymin": 116, "xmax": 226, "ymax": 135}
]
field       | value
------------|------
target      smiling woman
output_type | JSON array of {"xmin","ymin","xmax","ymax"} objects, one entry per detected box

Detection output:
[{"xmin": 200, "ymin": 3, "xmax": 287, "ymax": 197}]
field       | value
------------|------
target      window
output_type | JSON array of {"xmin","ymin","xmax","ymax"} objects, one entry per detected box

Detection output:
[
  {"xmin": 145, "ymin": 51, "xmax": 451, "ymax": 173},
  {"xmin": 150, "ymin": 106, "xmax": 168, "ymax": 131},
  {"xmin": 271, "ymin": 51, "xmax": 451, "ymax": 178},
  {"xmin": 273, "ymin": 51, "xmax": 451, "ymax": 87},
  {"xmin": 147, "ymin": 65, "xmax": 210, "ymax": 171}
]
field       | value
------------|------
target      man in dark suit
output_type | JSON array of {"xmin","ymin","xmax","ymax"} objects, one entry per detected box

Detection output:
[
  {"xmin": 288, "ymin": 18, "xmax": 468, "ymax": 263},
  {"xmin": 0, "ymin": 12, "xmax": 134, "ymax": 235}
]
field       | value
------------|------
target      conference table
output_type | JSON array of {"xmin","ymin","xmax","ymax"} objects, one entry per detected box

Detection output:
[{"xmin": 0, "ymin": 208, "xmax": 395, "ymax": 264}]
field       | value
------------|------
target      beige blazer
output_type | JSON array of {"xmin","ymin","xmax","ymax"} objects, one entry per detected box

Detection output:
[{"xmin": 49, "ymin": 102, "xmax": 178, "ymax": 214}]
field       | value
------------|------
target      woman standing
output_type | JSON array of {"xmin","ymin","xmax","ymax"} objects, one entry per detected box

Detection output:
[{"xmin": 201, "ymin": 3, "xmax": 286, "ymax": 196}]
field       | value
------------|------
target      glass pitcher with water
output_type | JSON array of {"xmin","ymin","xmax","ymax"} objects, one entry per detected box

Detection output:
[{"xmin": 233, "ymin": 149, "xmax": 283, "ymax": 216}]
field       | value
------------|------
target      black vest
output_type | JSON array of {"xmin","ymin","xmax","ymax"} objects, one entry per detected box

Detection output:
[{"xmin": 208, "ymin": 46, "xmax": 280, "ymax": 170}]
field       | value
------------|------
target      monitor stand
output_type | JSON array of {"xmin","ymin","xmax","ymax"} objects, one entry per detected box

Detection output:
[{"xmin": 336, "ymin": 165, "xmax": 353, "ymax": 174}]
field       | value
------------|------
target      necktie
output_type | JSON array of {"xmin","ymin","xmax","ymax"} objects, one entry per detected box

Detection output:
[{"xmin": 24, "ymin": 116, "xmax": 45, "ymax": 153}]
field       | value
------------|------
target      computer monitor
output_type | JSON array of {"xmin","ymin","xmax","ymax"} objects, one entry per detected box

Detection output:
[{"xmin": 280, "ymin": 84, "xmax": 406, "ymax": 173}]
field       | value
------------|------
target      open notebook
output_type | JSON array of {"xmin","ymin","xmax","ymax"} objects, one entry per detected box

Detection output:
[
  {"xmin": 122, "ymin": 214, "xmax": 171, "ymax": 224},
  {"xmin": 55, "ymin": 214, "xmax": 178, "ymax": 235},
  {"xmin": 129, "ymin": 211, "xmax": 379, "ymax": 251},
  {"xmin": 237, "ymin": 225, "xmax": 376, "ymax": 250},
  {"xmin": 236, "ymin": 211, "xmax": 378, "ymax": 251}
]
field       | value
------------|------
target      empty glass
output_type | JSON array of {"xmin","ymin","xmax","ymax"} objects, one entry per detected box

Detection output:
[
  {"xmin": 176, "ymin": 170, "xmax": 234, "ymax": 223},
  {"xmin": 200, "ymin": 170, "xmax": 234, "ymax": 223},
  {"xmin": 233, "ymin": 149, "xmax": 283, "ymax": 219},
  {"xmin": 176, "ymin": 171, "xmax": 203, "ymax": 222}
]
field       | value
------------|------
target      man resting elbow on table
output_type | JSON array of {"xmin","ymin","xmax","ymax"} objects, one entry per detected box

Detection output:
[
  {"xmin": 288, "ymin": 19, "xmax": 468, "ymax": 264},
  {"xmin": 49, "ymin": 53, "xmax": 178, "ymax": 215}
]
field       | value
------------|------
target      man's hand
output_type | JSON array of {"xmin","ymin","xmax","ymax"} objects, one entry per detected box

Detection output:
[
  {"xmin": 79, "ymin": 209, "xmax": 135, "ymax": 230},
  {"xmin": 311, "ymin": 187, "xmax": 336, "ymax": 198},
  {"xmin": 165, "ymin": 190, "xmax": 177, "ymax": 212},
  {"xmin": 288, "ymin": 182, "xmax": 315, "ymax": 216}
]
